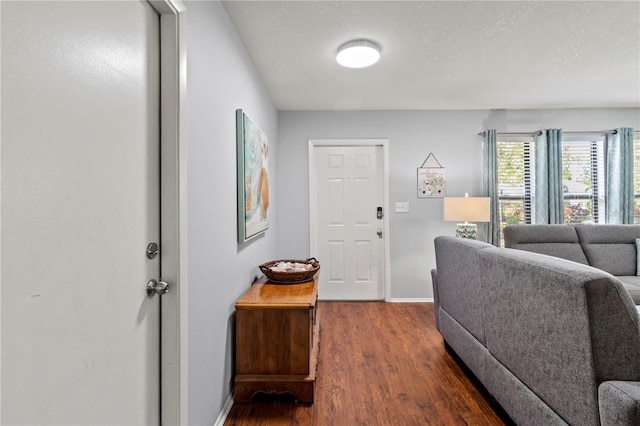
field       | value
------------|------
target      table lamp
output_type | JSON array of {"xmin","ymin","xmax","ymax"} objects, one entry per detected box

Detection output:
[{"xmin": 443, "ymin": 193, "xmax": 490, "ymax": 239}]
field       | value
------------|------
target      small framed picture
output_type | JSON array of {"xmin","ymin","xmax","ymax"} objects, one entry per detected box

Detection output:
[{"xmin": 417, "ymin": 153, "xmax": 445, "ymax": 198}]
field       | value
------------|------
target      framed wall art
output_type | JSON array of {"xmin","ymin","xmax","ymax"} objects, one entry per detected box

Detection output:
[
  {"xmin": 237, "ymin": 109, "xmax": 269, "ymax": 242},
  {"xmin": 417, "ymin": 153, "xmax": 446, "ymax": 198}
]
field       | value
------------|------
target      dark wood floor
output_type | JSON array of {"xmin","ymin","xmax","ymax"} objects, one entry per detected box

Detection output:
[{"xmin": 225, "ymin": 302, "xmax": 508, "ymax": 425}]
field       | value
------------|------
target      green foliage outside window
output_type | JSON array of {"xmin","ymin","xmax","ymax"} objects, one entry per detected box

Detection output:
[{"xmin": 497, "ymin": 144, "xmax": 525, "ymax": 188}]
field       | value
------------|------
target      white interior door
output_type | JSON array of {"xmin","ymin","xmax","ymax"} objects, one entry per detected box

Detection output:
[
  {"xmin": 311, "ymin": 143, "xmax": 385, "ymax": 300},
  {"xmin": 2, "ymin": 1, "xmax": 161, "ymax": 424}
]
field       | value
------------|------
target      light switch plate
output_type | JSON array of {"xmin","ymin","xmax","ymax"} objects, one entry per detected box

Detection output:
[{"xmin": 395, "ymin": 202, "xmax": 409, "ymax": 213}]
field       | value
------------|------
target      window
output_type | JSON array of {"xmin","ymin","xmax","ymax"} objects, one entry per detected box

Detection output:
[
  {"xmin": 496, "ymin": 134, "xmax": 604, "ymax": 245},
  {"xmin": 561, "ymin": 138, "xmax": 604, "ymax": 224},
  {"xmin": 496, "ymin": 138, "xmax": 533, "ymax": 243}
]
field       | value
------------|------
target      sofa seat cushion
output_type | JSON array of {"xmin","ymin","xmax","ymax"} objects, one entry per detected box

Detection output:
[{"xmin": 617, "ymin": 276, "xmax": 640, "ymax": 305}]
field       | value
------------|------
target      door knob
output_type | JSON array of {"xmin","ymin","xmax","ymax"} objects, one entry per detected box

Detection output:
[
  {"xmin": 147, "ymin": 279, "xmax": 169, "ymax": 297},
  {"xmin": 377, "ymin": 229, "xmax": 383, "ymax": 238}
]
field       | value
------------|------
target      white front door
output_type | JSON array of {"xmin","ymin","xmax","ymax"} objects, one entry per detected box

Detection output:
[
  {"xmin": 310, "ymin": 142, "xmax": 386, "ymax": 300},
  {"xmin": 2, "ymin": 1, "xmax": 162, "ymax": 424}
]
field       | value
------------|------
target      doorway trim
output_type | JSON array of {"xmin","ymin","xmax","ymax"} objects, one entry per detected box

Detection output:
[
  {"xmin": 149, "ymin": 1, "xmax": 188, "ymax": 424},
  {"xmin": 308, "ymin": 139, "xmax": 391, "ymax": 302}
]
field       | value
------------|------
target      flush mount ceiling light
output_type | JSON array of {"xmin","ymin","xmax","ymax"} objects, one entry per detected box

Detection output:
[{"xmin": 336, "ymin": 39, "xmax": 380, "ymax": 68}]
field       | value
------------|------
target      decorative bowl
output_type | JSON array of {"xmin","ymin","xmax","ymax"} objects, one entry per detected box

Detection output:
[{"xmin": 259, "ymin": 258, "xmax": 320, "ymax": 284}]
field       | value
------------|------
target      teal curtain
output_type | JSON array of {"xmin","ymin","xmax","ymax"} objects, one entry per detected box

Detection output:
[
  {"xmin": 534, "ymin": 129, "xmax": 564, "ymax": 224},
  {"xmin": 606, "ymin": 127, "xmax": 634, "ymax": 224},
  {"xmin": 482, "ymin": 129, "xmax": 499, "ymax": 246}
]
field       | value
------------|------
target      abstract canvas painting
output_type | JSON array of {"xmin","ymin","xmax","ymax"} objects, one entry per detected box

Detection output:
[{"xmin": 237, "ymin": 109, "xmax": 269, "ymax": 242}]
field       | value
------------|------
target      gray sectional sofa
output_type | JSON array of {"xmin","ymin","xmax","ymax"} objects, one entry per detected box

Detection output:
[
  {"xmin": 504, "ymin": 224, "xmax": 640, "ymax": 304},
  {"xmin": 432, "ymin": 234, "xmax": 640, "ymax": 426}
]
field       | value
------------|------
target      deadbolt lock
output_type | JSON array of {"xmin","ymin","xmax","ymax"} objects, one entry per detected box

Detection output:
[{"xmin": 146, "ymin": 242, "xmax": 159, "ymax": 259}]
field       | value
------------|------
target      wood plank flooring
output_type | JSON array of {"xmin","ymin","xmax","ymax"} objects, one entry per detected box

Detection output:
[{"xmin": 225, "ymin": 302, "xmax": 509, "ymax": 425}]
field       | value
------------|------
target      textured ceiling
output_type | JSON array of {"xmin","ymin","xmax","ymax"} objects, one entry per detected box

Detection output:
[{"xmin": 222, "ymin": 0, "xmax": 640, "ymax": 111}]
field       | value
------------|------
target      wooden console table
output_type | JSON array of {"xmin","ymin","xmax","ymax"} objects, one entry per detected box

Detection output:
[{"xmin": 234, "ymin": 274, "xmax": 319, "ymax": 403}]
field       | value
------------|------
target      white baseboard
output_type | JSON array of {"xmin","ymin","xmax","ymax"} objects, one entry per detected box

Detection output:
[
  {"xmin": 389, "ymin": 298, "xmax": 433, "ymax": 303},
  {"xmin": 214, "ymin": 391, "xmax": 234, "ymax": 426}
]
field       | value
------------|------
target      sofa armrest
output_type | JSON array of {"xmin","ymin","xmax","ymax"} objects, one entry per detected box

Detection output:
[
  {"xmin": 599, "ymin": 381, "xmax": 640, "ymax": 426},
  {"xmin": 431, "ymin": 268, "xmax": 439, "ymax": 331}
]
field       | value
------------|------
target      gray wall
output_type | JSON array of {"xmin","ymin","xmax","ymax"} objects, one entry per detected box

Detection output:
[
  {"xmin": 278, "ymin": 109, "xmax": 640, "ymax": 300},
  {"xmin": 186, "ymin": 1, "xmax": 279, "ymax": 423}
]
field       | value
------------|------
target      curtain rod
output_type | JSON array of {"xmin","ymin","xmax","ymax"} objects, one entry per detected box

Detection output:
[
  {"xmin": 478, "ymin": 130, "xmax": 618, "ymax": 137},
  {"xmin": 563, "ymin": 130, "xmax": 617, "ymax": 135},
  {"xmin": 477, "ymin": 131, "xmax": 541, "ymax": 136}
]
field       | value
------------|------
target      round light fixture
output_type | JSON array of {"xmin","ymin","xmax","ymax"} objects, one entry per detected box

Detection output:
[{"xmin": 336, "ymin": 39, "xmax": 380, "ymax": 68}]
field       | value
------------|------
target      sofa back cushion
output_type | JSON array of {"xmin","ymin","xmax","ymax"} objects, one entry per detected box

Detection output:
[
  {"xmin": 434, "ymin": 236, "xmax": 492, "ymax": 344},
  {"xmin": 503, "ymin": 224, "xmax": 589, "ymax": 265},
  {"xmin": 480, "ymin": 247, "xmax": 640, "ymax": 426},
  {"xmin": 575, "ymin": 224, "xmax": 640, "ymax": 276}
]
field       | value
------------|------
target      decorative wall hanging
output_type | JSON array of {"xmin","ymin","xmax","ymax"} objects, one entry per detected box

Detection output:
[
  {"xmin": 417, "ymin": 153, "xmax": 446, "ymax": 198},
  {"xmin": 237, "ymin": 109, "xmax": 269, "ymax": 242}
]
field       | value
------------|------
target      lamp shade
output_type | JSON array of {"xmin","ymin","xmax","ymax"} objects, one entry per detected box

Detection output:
[{"xmin": 443, "ymin": 197, "xmax": 490, "ymax": 223}]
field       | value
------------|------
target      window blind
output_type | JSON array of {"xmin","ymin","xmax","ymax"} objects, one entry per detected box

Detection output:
[
  {"xmin": 561, "ymin": 140, "xmax": 603, "ymax": 224},
  {"xmin": 496, "ymin": 140, "xmax": 533, "ymax": 226}
]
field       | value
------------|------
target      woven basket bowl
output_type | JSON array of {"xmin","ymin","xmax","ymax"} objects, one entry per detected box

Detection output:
[{"xmin": 259, "ymin": 258, "xmax": 320, "ymax": 284}]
